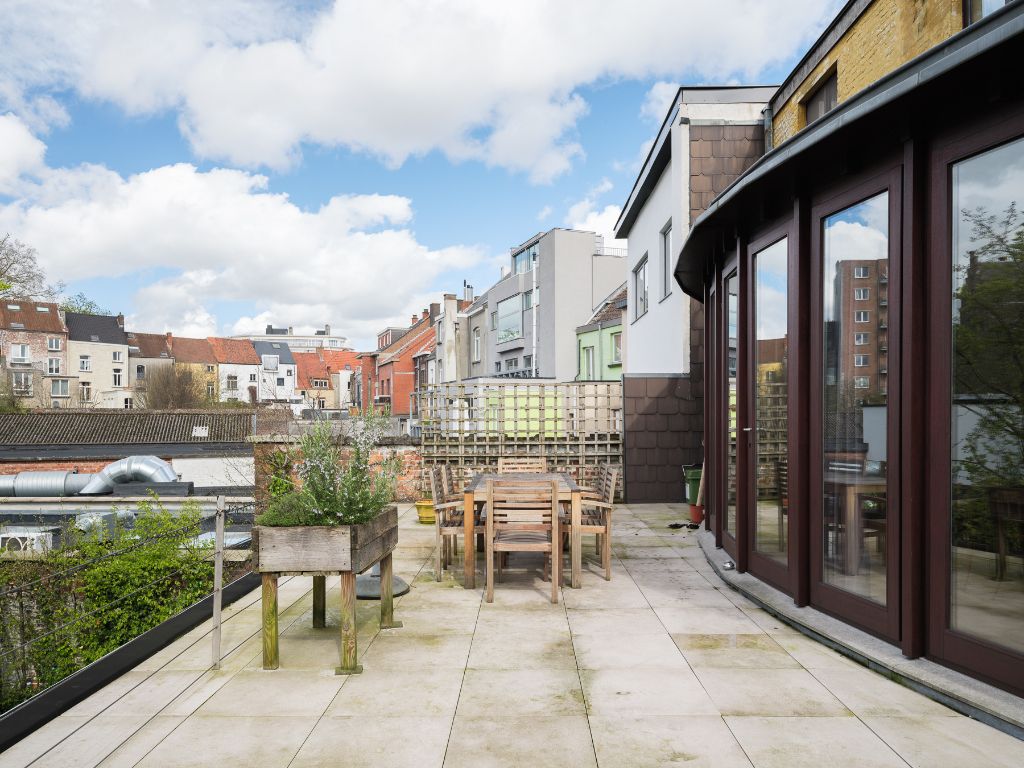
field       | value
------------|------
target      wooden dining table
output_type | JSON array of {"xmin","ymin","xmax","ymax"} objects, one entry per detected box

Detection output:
[{"xmin": 463, "ymin": 472, "xmax": 583, "ymax": 590}]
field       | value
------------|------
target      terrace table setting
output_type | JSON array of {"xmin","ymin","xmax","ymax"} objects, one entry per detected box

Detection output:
[{"xmin": 462, "ymin": 471, "xmax": 584, "ymax": 589}]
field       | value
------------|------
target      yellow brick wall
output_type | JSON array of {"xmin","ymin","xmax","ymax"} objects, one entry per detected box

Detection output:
[
  {"xmin": 177, "ymin": 362, "xmax": 219, "ymax": 400},
  {"xmin": 773, "ymin": 0, "xmax": 963, "ymax": 144}
]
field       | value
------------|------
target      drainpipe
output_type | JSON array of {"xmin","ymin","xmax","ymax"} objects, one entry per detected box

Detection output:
[{"xmin": 531, "ymin": 258, "xmax": 538, "ymax": 376}]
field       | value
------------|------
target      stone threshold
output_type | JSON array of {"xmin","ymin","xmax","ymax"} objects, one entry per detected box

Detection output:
[{"xmin": 696, "ymin": 529, "xmax": 1024, "ymax": 741}]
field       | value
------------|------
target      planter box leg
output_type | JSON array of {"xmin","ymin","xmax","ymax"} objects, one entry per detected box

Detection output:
[
  {"xmin": 336, "ymin": 571, "xmax": 362, "ymax": 675},
  {"xmin": 312, "ymin": 575, "xmax": 326, "ymax": 629},
  {"xmin": 380, "ymin": 552, "xmax": 403, "ymax": 630},
  {"xmin": 262, "ymin": 574, "xmax": 279, "ymax": 670}
]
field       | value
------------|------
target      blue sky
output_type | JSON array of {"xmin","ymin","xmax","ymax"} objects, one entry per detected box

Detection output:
[{"xmin": 0, "ymin": 1, "xmax": 840, "ymax": 349}]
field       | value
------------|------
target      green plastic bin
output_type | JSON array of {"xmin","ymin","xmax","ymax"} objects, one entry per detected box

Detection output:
[{"xmin": 684, "ymin": 467, "xmax": 702, "ymax": 505}]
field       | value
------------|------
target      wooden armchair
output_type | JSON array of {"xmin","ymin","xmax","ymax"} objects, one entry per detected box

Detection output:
[
  {"xmin": 497, "ymin": 456, "xmax": 548, "ymax": 474},
  {"xmin": 563, "ymin": 464, "xmax": 618, "ymax": 580},
  {"xmin": 430, "ymin": 466, "xmax": 465, "ymax": 581},
  {"xmin": 484, "ymin": 478, "xmax": 561, "ymax": 603}
]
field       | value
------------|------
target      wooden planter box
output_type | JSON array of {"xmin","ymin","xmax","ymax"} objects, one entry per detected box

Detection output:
[{"xmin": 252, "ymin": 505, "xmax": 401, "ymax": 674}]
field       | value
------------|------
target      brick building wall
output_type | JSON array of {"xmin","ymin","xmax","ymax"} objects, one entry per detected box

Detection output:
[{"xmin": 773, "ymin": 0, "xmax": 963, "ymax": 144}]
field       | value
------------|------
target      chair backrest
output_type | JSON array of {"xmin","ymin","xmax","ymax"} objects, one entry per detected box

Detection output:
[
  {"xmin": 497, "ymin": 456, "xmax": 548, "ymax": 474},
  {"xmin": 595, "ymin": 464, "xmax": 619, "ymax": 504},
  {"xmin": 485, "ymin": 478, "xmax": 558, "ymax": 533},
  {"xmin": 441, "ymin": 463, "xmax": 459, "ymax": 497},
  {"xmin": 429, "ymin": 466, "xmax": 446, "ymax": 503},
  {"xmin": 776, "ymin": 460, "xmax": 788, "ymax": 503},
  {"xmin": 989, "ymin": 487, "xmax": 1024, "ymax": 523}
]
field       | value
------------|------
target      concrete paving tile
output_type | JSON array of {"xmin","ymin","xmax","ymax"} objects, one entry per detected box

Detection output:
[
  {"xmin": 196, "ymin": 669, "xmax": 344, "ymax": 717},
  {"xmin": 573, "ymin": 630, "xmax": 688, "ymax": 670},
  {"xmin": 360, "ymin": 631, "xmax": 473, "ymax": 669},
  {"xmin": 862, "ymin": 715, "xmax": 1024, "ymax": 767},
  {"xmin": 456, "ymin": 668, "xmax": 585, "ymax": 716},
  {"xmin": 326, "ymin": 667, "xmax": 463, "ymax": 718},
  {"xmin": 467, "ymin": 628, "xmax": 577, "ymax": 670},
  {"xmin": 812, "ymin": 667, "xmax": 959, "ymax": 717},
  {"xmin": 0, "ymin": 715, "xmax": 89, "ymax": 768},
  {"xmin": 773, "ymin": 633, "xmax": 863, "ymax": 670},
  {"xmin": 95, "ymin": 715, "xmax": 185, "ymax": 767},
  {"xmin": 566, "ymin": 607, "xmax": 665, "ymax": 636},
  {"xmin": 473, "ymin": 603, "xmax": 568, "ymax": 634},
  {"xmin": 103, "ymin": 670, "xmax": 206, "ymax": 717},
  {"xmin": 653, "ymin": 604, "xmax": 764, "ymax": 635},
  {"xmin": 693, "ymin": 667, "xmax": 849, "ymax": 716},
  {"xmin": 134, "ymin": 715, "xmax": 317, "ymax": 768},
  {"xmin": 642, "ymin": 588, "xmax": 739, "ymax": 610},
  {"xmin": 589, "ymin": 715, "xmax": 753, "ymax": 767},
  {"xmin": 161, "ymin": 669, "xmax": 237, "ymax": 716},
  {"xmin": 613, "ymin": 546, "xmax": 685, "ymax": 559},
  {"xmin": 244, "ymin": 632, "xmax": 343, "ymax": 671},
  {"xmin": 674, "ymin": 632, "xmax": 799, "ymax": 669},
  {"xmin": 28, "ymin": 714, "xmax": 149, "ymax": 768},
  {"xmin": 725, "ymin": 715, "xmax": 907, "ymax": 768},
  {"xmin": 581, "ymin": 667, "xmax": 719, "ymax": 716},
  {"xmin": 62, "ymin": 670, "xmax": 153, "ymax": 717},
  {"xmin": 389, "ymin": 604, "xmax": 481, "ymax": 635},
  {"xmin": 444, "ymin": 715, "xmax": 596, "ymax": 768},
  {"xmin": 292, "ymin": 716, "xmax": 450, "ymax": 768}
]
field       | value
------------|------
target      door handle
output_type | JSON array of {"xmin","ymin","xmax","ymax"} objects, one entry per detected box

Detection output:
[{"xmin": 742, "ymin": 427, "xmax": 753, "ymax": 432}]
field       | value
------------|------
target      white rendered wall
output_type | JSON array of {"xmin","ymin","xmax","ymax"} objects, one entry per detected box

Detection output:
[{"xmin": 171, "ymin": 456, "xmax": 254, "ymax": 487}]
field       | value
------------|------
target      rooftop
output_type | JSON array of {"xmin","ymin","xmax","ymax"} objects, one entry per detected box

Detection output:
[
  {"xmin": 126, "ymin": 331, "xmax": 172, "ymax": 359},
  {"xmin": 208, "ymin": 337, "xmax": 259, "ymax": 365},
  {"xmin": 0, "ymin": 410, "xmax": 254, "ymax": 446},
  {"xmin": 0, "ymin": 300, "xmax": 65, "ymax": 334},
  {"xmin": 169, "ymin": 336, "xmax": 217, "ymax": 365},
  {"xmin": 65, "ymin": 313, "xmax": 127, "ymax": 345}
]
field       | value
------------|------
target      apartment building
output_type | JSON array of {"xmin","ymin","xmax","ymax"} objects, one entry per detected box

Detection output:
[
  {"xmin": 66, "ymin": 313, "xmax": 131, "ymax": 408},
  {"xmin": 236, "ymin": 324, "xmax": 351, "ymax": 352},
  {"xmin": 252, "ymin": 340, "xmax": 297, "ymax": 406},
  {"xmin": 1, "ymin": 300, "xmax": 72, "ymax": 408},
  {"xmin": 464, "ymin": 228, "xmax": 625, "ymax": 382},
  {"xmin": 374, "ymin": 307, "xmax": 438, "ymax": 420},
  {"xmin": 209, "ymin": 337, "xmax": 261, "ymax": 405}
]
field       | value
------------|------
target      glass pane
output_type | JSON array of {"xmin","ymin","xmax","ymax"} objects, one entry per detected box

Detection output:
[
  {"xmin": 822, "ymin": 191, "xmax": 889, "ymax": 603},
  {"xmin": 726, "ymin": 272, "xmax": 739, "ymax": 539},
  {"xmin": 754, "ymin": 238, "xmax": 789, "ymax": 563},
  {"xmin": 951, "ymin": 136, "xmax": 1024, "ymax": 653}
]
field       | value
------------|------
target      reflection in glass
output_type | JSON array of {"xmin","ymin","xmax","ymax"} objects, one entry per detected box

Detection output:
[
  {"xmin": 951, "ymin": 136, "xmax": 1024, "ymax": 653},
  {"xmin": 726, "ymin": 272, "xmax": 738, "ymax": 538},
  {"xmin": 754, "ymin": 238, "xmax": 789, "ymax": 563},
  {"xmin": 822, "ymin": 192, "xmax": 889, "ymax": 603}
]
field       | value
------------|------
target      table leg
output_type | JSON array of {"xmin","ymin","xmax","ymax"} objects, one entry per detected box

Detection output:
[
  {"xmin": 571, "ymin": 491, "xmax": 582, "ymax": 589},
  {"xmin": 464, "ymin": 491, "xmax": 475, "ymax": 589},
  {"xmin": 844, "ymin": 486, "xmax": 859, "ymax": 576},
  {"xmin": 312, "ymin": 575, "xmax": 326, "ymax": 629},
  {"xmin": 262, "ymin": 573, "xmax": 279, "ymax": 670},
  {"xmin": 336, "ymin": 571, "xmax": 362, "ymax": 675},
  {"xmin": 380, "ymin": 553, "xmax": 403, "ymax": 629}
]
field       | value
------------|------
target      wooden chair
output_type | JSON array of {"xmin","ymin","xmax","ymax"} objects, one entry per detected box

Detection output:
[
  {"xmin": 989, "ymin": 487, "xmax": 1024, "ymax": 581},
  {"xmin": 775, "ymin": 460, "xmax": 789, "ymax": 552},
  {"xmin": 430, "ymin": 466, "xmax": 465, "ymax": 581},
  {"xmin": 562, "ymin": 465, "xmax": 618, "ymax": 580},
  {"xmin": 484, "ymin": 478, "xmax": 561, "ymax": 603},
  {"xmin": 497, "ymin": 456, "xmax": 548, "ymax": 474}
]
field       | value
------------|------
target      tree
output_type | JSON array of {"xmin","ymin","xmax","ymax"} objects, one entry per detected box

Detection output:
[
  {"xmin": 137, "ymin": 365, "xmax": 212, "ymax": 409},
  {"xmin": 59, "ymin": 292, "xmax": 109, "ymax": 316},
  {"xmin": 0, "ymin": 235, "xmax": 62, "ymax": 300}
]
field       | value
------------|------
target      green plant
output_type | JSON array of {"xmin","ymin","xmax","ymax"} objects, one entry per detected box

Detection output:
[{"xmin": 265, "ymin": 448, "xmax": 295, "ymax": 500}]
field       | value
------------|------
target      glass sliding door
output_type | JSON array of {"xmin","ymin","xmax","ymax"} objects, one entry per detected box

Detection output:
[
  {"xmin": 949, "ymin": 136, "xmax": 1024, "ymax": 654},
  {"xmin": 821, "ymin": 192, "xmax": 891, "ymax": 604},
  {"xmin": 753, "ymin": 238, "xmax": 789, "ymax": 565}
]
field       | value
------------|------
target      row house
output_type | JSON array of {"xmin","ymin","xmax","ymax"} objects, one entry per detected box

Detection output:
[
  {"xmin": 168, "ymin": 336, "xmax": 219, "ymax": 401},
  {"xmin": 67, "ymin": 312, "xmax": 132, "ymax": 408},
  {"xmin": 373, "ymin": 307, "xmax": 438, "ymax": 425},
  {"xmin": 318, "ymin": 349, "xmax": 359, "ymax": 410},
  {"xmin": 1, "ymin": 299, "xmax": 71, "ymax": 408},
  {"xmin": 209, "ymin": 337, "xmax": 261, "ymax": 405},
  {"xmin": 252, "ymin": 340, "xmax": 297, "ymax": 405},
  {"xmin": 294, "ymin": 350, "xmax": 335, "ymax": 410},
  {"xmin": 575, "ymin": 283, "xmax": 627, "ymax": 381},
  {"xmin": 127, "ymin": 331, "xmax": 173, "ymax": 398}
]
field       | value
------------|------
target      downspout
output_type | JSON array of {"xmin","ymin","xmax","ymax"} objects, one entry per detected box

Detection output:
[{"xmin": 531, "ymin": 258, "xmax": 537, "ymax": 376}]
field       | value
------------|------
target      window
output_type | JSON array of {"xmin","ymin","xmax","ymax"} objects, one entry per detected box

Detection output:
[
  {"xmin": 136, "ymin": 364, "xmax": 146, "ymax": 380},
  {"xmin": 227, "ymin": 374, "xmax": 238, "ymax": 390},
  {"xmin": 472, "ymin": 328, "xmax": 481, "ymax": 362},
  {"xmin": 661, "ymin": 222, "xmax": 672, "ymax": 298},
  {"xmin": 124, "ymin": 397, "xmax": 133, "ymax": 409},
  {"xmin": 494, "ymin": 362, "xmax": 501, "ymax": 373},
  {"xmin": 286, "ymin": 368, "xmax": 292, "ymax": 376},
  {"xmin": 855, "ymin": 310, "xmax": 870, "ymax": 323},
  {"xmin": 633, "ymin": 256, "xmax": 649, "ymax": 319},
  {"xmin": 276, "ymin": 377, "xmax": 285, "ymax": 386},
  {"xmin": 79, "ymin": 355, "xmax": 91, "ymax": 372},
  {"xmin": 523, "ymin": 354, "xmax": 533, "ymax": 372},
  {"xmin": 582, "ymin": 346, "xmax": 595, "ymax": 379},
  {"xmin": 611, "ymin": 332, "xmax": 622, "ymax": 363},
  {"xmin": 205, "ymin": 364, "xmax": 215, "ymax": 373},
  {"xmin": 490, "ymin": 311, "xmax": 497, "ymax": 330},
  {"xmin": 312, "ymin": 378, "xmax": 329, "ymax": 388},
  {"xmin": 512, "ymin": 242, "xmax": 538, "ymax": 274},
  {"xmin": 79, "ymin": 381, "xmax": 91, "ymax": 401},
  {"xmin": 50, "ymin": 379, "xmax": 68, "ymax": 397},
  {"xmin": 262, "ymin": 355, "xmax": 279, "ymax": 371},
  {"xmin": 854, "ymin": 266, "xmax": 869, "ymax": 278},
  {"xmin": 504, "ymin": 357, "xmax": 518, "ymax": 371},
  {"xmin": 36, "ymin": 305, "xmax": 49, "ymax": 313},
  {"xmin": 854, "ymin": 354, "xmax": 869, "ymax": 367},
  {"xmin": 47, "ymin": 358, "xmax": 60, "ymax": 375},
  {"xmin": 853, "ymin": 376, "xmax": 870, "ymax": 389},
  {"xmin": 112, "ymin": 368, "xmax": 123, "ymax": 387},
  {"xmin": 11, "ymin": 371, "xmax": 31, "ymax": 394},
  {"xmin": 207, "ymin": 383, "xmax": 216, "ymax": 398},
  {"xmin": 9, "ymin": 343, "xmax": 29, "ymax": 363},
  {"xmin": 855, "ymin": 332, "xmax": 869, "ymax": 345},
  {"xmin": 523, "ymin": 290, "xmax": 533, "ymax": 309},
  {"xmin": 854, "ymin": 288, "xmax": 870, "ymax": 300},
  {"xmin": 496, "ymin": 294, "xmax": 523, "ymax": 343},
  {"xmin": 967, "ymin": 0, "xmax": 1011, "ymax": 25},
  {"xmin": 805, "ymin": 71, "xmax": 837, "ymax": 125},
  {"xmin": 6, "ymin": 303, "xmax": 20, "ymax": 311},
  {"xmin": 249, "ymin": 372, "xmax": 257, "ymax": 382},
  {"xmin": 112, "ymin": 350, "xmax": 124, "ymax": 362},
  {"xmin": 47, "ymin": 337, "xmax": 61, "ymax": 351}
]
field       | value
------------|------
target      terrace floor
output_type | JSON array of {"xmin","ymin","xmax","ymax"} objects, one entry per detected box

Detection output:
[{"xmin": 3, "ymin": 503, "xmax": 1024, "ymax": 768}]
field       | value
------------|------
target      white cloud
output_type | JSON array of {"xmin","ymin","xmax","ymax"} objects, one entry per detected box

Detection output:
[
  {"xmin": 1, "ymin": 0, "xmax": 842, "ymax": 182},
  {"xmin": 640, "ymin": 81, "xmax": 678, "ymax": 124},
  {"xmin": 565, "ymin": 177, "xmax": 626, "ymax": 248},
  {"xmin": 0, "ymin": 133, "xmax": 483, "ymax": 348},
  {"xmin": 536, "ymin": 205, "xmax": 552, "ymax": 222},
  {"xmin": 0, "ymin": 114, "xmax": 46, "ymax": 195}
]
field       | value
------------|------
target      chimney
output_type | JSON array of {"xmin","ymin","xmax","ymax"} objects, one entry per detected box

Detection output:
[
  {"xmin": 265, "ymin": 324, "xmax": 273, "ymax": 334},
  {"xmin": 464, "ymin": 281, "xmax": 473, "ymax": 302},
  {"xmin": 429, "ymin": 302, "xmax": 440, "ymax": 320},
  {"xmin": 324, "ymin": 324, "xmax": 330, "ymax": 335},
  {"xmin": 421, "ymin": 308, "xmax": 429, "ymax": 320},
  {"xmin": 411, "ymin": 315, "xmax": 418, "ymax": 325},
  {"xmin": 165, "ymin": 331, "xmax": 173, "ymax": 341},
  {"xmin": 287, "ymin": 326, "xmax": 294, "ymax": 335},
  {"xmin": 116, "ymin": 313, "xmax": 124, "ymax": 329}
]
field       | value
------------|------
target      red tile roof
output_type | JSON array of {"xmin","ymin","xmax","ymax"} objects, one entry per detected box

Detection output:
[
  {"xmin": 293, "ymin": 351, "xmax": 333, "ymax": 390},
  {"xmin": 170, "ymin": 336, "xmax": 216, "ymax": 364},
  {"xmin": 208, "ymin": 337, "xmax": 259, "ymax": 364},
  {"xmin": 0, "ymin": 300, "xmax": 65, "ymax": 333},
  {"xmin": 127, "ymin": 331, "xmax": 172, "ymax": 358},
  {"xmin": 318, "ymin": 349, "xmax": 360, "ymax": 373}
]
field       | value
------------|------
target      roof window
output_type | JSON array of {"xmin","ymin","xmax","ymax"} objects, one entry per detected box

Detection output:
[
  {"xmin": 10, "ymin": 322, "xmax": 24, "ymax": 329},
  {"xmin": 6, "ymin": 304, "xmax": 20, "ymax": 311},
  {"xmin": 36, "ymin": 306, "xmax": 49, "ymax": 312}
]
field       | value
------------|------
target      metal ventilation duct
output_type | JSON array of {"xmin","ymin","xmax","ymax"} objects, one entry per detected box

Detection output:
[{"xmin": 0, "ymin": 456, "xmax": 178, "ymax": 497}]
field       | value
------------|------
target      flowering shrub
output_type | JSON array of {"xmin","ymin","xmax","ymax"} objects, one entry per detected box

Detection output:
[{"xmin": 257, "ymin": 411, "xmax": 399, "ymax": 527}]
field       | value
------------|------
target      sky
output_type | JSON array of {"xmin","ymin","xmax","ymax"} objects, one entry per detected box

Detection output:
[{"xmin": 0, "ymin": 0, "xmax": 843, "ymax": 350}]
